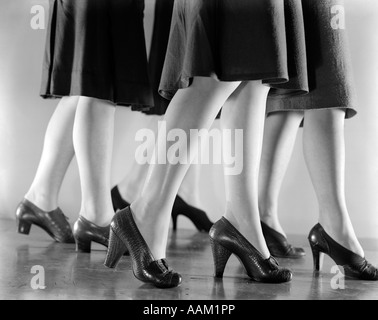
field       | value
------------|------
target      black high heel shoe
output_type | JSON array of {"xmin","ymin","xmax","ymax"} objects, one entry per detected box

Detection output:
[
  {"xmin": 111, "ymin": 186, "xmax": 213, "ymax": 232},
  {"xmin": 73, "ymin": 216, "xmax": 129, "ymax": 255},
  {"xmin": 16, "ymin": 199, "xmax": 75, "ymax": 243},
  {"xmin": 111, "ymin": 186, "xmax": 130, "ymax": 212},
  {"xmin": 261, "ymin": 221, "xmax": 306, "ymax": 259},
  {"xmin": 172, "ymin": 196, "xmax": 213, "ymax": 232},
  {"xmin": 104, "ymin": 207, "xmax": 182, "ymax": 289},
  {"xmin": 308, "ymin": 224, "xmax": 378, "ymax": 281},
  {"xmin": 209, "ymin": 218, "xmax": 293, "ymax": 283}
]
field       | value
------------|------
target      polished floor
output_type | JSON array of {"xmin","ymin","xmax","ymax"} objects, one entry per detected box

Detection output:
[{"xmin": 0, "ymin": 218, "xmax": 377, "ymax": 300}]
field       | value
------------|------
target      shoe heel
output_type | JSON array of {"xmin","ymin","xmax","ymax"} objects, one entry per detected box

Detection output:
[
  {"xmin": 75, "ymin": 238, "xmax": 92, "ymax": 253},
  {"xmin": 210, "ymin": 238, "xmax": 232, "ymax": 278},
  {"xmin": 104, "ymin": 229, "xmax": 127, "ymax": 269},
  {"xmin": 17, "ymin": 219, "xmax": 32, "ymax": 235},
  {"xmin": 172, "ymin": 213, "xmax": 178, "ymax": 232},
  {"xmin": 310, "ymin": 242, "xmax": 325, "ymax": 271}
]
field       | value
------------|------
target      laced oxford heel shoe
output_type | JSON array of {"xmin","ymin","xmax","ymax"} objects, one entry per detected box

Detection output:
[
  {"xmin": 73, "ymin": 216, "xmax": 129, "ymax": 255},
  {"xmin": 16, "ymin": 199, "xmax": 75, "ymax": 243},
  {"xmin": 261, "ymin": 221, "xmax": 306, "ymax": 259}
]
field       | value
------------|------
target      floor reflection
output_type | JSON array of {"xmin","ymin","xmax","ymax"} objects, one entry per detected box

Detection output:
[{"xmin": 0, "ymin": 220, "xmax": 377, "ymax": 300}]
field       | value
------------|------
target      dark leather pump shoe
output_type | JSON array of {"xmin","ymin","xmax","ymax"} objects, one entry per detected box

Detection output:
[
  {"xmin": 73, "ymin": 216, "xmax": 129, "ymax": 255},
  {"xmin": 104, "ymin": 207, "xmax": 182, "ymax": 288},
  {"xmin": 261, "ymin": 221, "xmax": 306, "ymax": 259},
  {"xmin": 16, "ymin": 199, "xmax": 75, "ymax": 243},
  {"xmin": 308, "ymin": 224, "xmax": 378, "ymax": 281},
  {"xmin": 209, "ymin": 218, "xmax": 292, "ymax": 283},
  {"xmin": 111, "ymin": 186, "xmax": 130, "ymax": 212},
  {"xmin": 111, "ymin": 186, "xmax": 213, "ymax": 232},
  {"xmin": 172, "ymin": 196, "xmax": 213, "ymax": 232}
]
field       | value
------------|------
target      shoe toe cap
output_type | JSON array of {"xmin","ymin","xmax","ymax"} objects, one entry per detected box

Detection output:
[
  {"xmin": 157, "ymin": 271, "xmax": 182, "ymax": 289},
  {"xmin": 272, "ymin": 268, "xmax": 293, "ymax": 283}
]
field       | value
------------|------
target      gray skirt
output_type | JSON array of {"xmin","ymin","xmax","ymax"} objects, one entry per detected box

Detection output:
[{"xmin": 267, "ymin": 0, "xmax": 357, "ymax": 118}]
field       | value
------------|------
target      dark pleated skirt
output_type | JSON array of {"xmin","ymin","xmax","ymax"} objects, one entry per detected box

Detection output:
[
  {"xmin": 267, "ymin": 0, "xmax": 357, "ymax": 118},
  {"xmin": 40, "ymin": 0, "xmax": 154, "ymax": 110},
  {"xmin": 143, "ymin": 0, "xmax": 175, "ymax": 116},
  {"xmin": 158, "ymin": 0, "xmax": 357, "ymax": 119},
  {"xmin": 159, "ymin": 0, "xmax": 309, "ymax": 100}
]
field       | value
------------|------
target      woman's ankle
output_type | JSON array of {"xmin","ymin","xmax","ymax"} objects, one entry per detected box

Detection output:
[
  {"xmin": 79, "ymin": 202, "xmax": 114, "ymax": 227},
  {"xmin": 318, "ymin": 214, "xmax": 364, "ymax": 257},
  {"xmin": 223, "ymin": 210, "xmax": 271, "ymax": 259},
  {"xmin": 24, "ymin": 189, "xmax": 58, "ymax": 212},
  {"xmin": 130, "ymin": 199, "xmax": 170, "ymax": 260},
  {"xmin": 259, "ymin": 209, "xmax": 286, "ymax": 236}
]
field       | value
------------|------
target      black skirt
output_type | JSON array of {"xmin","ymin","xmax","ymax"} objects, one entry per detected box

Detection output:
[
  {"xmin": 144, "ymin": 0, "xmax": 175, "ymax": 115},
  {"xmin": 40, "ymin": 0, "xmax": 153, "ymax": 110},
  {"xmin": 159, "ymin": 0, "xmax": 309, "ymax": 100},
  {"xmin": 267, "ymin": 0, "xmax": 357, "ymax": 118}
]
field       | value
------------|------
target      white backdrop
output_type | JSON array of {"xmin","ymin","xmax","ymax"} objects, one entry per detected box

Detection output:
[{"xmin": 0, "ymin": 0, "xmax": 377, "ymax": 240}]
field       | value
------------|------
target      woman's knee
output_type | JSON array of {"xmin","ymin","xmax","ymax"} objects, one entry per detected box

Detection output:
[
  {"xmin": 304, "ymin": 108, "xmax": 346, "ymax": 124},
  {"xmin": 190, "ymin": 77, "xmax": 240, "ymax": 97},
  {"xmin": 268, "ymin": 111, "xmax": 304, "ymax": 124},
  {"xmin": 77, "ymin": 96, "xmax": 116, "ymax": 114}
]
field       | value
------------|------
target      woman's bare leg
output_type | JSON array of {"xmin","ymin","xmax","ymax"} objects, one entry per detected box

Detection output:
[
  {"xmin": 117, "ymin": 116, "xmax": 205, "ymax": 208},
  {"xmin": 303, "ymin": 109, "xmax": 364, "ymax": 256},
  {"xmin": 73, "ymin": 97, "xmax": 116, "ymax": 227},
  {"xmin": 259, "ymin": 111, "xmax": 304, "ymax": 236},
  {"xmin": 177, "ymin": 164, "xmax": 202, "ymax": 207},
  {"xmin": 131, "ymin": 77, "xmax": 240, "ymax": 259},
  {"xmin": 222, "ymin": 82, "xmax": 271, "ymax": 258},
  {"xmin": 25, "ymin": 96, "xmax": 79, "ymax": 211},
  {"xmin": 116, "ymin": 116, "xmax": 159, "ymax": 203}
]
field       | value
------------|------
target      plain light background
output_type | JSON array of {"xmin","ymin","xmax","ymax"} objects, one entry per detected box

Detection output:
[{"xmin": 0, "ymin": 0, "xmax": 377, "ymax": 240}]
